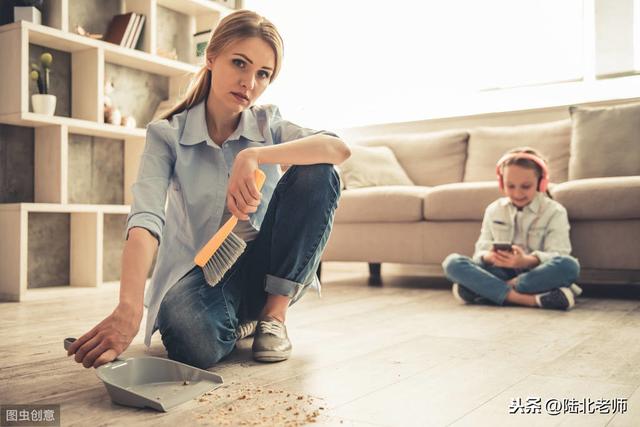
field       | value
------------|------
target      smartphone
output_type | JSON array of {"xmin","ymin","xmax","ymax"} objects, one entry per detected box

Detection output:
[{"xmin": 492, "ymin": 242, "xmax": 513, "ymax": 252}]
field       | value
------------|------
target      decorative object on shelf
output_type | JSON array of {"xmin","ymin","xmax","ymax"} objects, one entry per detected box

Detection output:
[
  {"xmin": 29, "ymin": 51, "xmax": 56, "ymax": 115},
  {"xmin": 103, "ymin": 79, "xmax": 121, "ymax": 125},
  {"xmin": 121, "ymin": 115, "xmax": 137, "ymax": 128},
  {"xmin": 75, "ymin": 25, "xmax": 103, "ymax": 40},
  {"xmin": 13, "ymin": 0, "xmax": 43, "ymax": 25},
  {"xmin": 193, "ymin": 29, "xmax": 212, "ymax": 65},
  {"xmin": 103, "ymin": 79, "xmax": 137, "ymax": 128},
  {"xmin": 104, "ymin": 12, "xmax": 144, "ymax": 48},
  {"xmin": 157, "ymin": 47, "xmax": 178, "ymax": 61}
]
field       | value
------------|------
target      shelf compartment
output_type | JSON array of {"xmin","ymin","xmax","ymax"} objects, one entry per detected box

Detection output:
[
  {"xmin": 105, "ymin": 62, "xmax": 168, "ymax": 128},
  {"xmin": 29, "ymin": 43, "xmax": 73, "ymax": 118},
  {"xmin": 0, "ymin": 124, "xmax": 35, "ymax": 203},
  {"xmin": 0, "ymin": 203, "xmax": 131, "ymax": 301},
  {"xmin": 68, "ymin": 133, "xmax": 124, "ymax": 204}
]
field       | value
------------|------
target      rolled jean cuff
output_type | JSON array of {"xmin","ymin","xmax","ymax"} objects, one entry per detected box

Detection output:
[{"xmin": 265, "ymin": 274, "xmax": 302, "ymax": 298}]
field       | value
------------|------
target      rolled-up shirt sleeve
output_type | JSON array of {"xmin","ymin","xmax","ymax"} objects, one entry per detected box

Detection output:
[
  {"xmin": 125, "ymin": 123, "xmax": 175, "ymax": 244},
  {"xmin": 269, "ymin": 105, "xmax": 339, "ymax": 143}
]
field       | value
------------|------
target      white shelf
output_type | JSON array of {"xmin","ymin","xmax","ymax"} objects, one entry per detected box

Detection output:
[
  {"xmin": 0, "ymin": 21, "xmax": 199, "ymax": 77},
  {"xmin": 0, "ymin": 0, "xmax": 230, "ymax": 302},
  {"xmin": 0, "ymin": 112, "xmax": 146, "ymax": 139},
  {"xmin": 0, "ymin": 203, "xmax": 131, "ymax": 214}
]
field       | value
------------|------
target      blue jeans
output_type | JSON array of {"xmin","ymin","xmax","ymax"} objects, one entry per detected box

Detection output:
[
  {"xmin": 442, "ymin": 253, "xmax": 580, "ymax": 305},
  {"xmin": 156, "ymin": 164, "xmax": 341, "ymax": 369}
]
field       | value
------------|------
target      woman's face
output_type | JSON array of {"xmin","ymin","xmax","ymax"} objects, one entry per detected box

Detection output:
[
  {"xmin": 206, "ymin": 37, "xmax": 276, "ymax": 114},
  {"xmin": 502, "ymin": 164, "xmax": 539, "ymax": 208}
]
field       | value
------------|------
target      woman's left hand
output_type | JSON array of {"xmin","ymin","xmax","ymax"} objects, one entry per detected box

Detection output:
[
  {"xmin": 227, "ymin": 148, "xmax": 262, "ymax": 221},
  {"xmin": 493, "ymin": 245, "xmax": 528, "ymax": 269}
]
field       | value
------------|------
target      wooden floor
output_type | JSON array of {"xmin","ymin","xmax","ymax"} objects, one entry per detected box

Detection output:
[{"xmin": 2, "ymin": 262, "xmax": 640, "ymax": 427}]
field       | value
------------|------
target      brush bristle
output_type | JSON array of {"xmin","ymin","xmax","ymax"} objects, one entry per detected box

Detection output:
[{"xmin": 202, "ymin": 232, "xmax": 247, "ymax": 287}]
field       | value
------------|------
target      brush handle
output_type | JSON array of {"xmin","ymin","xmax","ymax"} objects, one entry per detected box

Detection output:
[{"xmin": 194, "ymin": 169, "xmax": 266, "ymax": 267}]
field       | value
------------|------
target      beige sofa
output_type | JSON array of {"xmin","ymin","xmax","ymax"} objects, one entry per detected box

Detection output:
[{"xmin": 321, "ymin": 101, "xmax": 640, "ymax": 286}]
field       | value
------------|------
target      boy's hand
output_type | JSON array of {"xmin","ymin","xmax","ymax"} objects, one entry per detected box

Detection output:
[{"xmin": 491, "ymin": 245, "xmax": 538, "ymax": 269}]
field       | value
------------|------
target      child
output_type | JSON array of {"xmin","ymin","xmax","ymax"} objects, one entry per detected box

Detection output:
[{"xmin": 442, "ymin": 147, "xmax": 581, "ymax": 310}]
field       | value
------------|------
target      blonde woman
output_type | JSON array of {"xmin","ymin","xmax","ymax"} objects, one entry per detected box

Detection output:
[{"xmin": 68, "ymin": 10, "xmax": 350, "ymax": 369}]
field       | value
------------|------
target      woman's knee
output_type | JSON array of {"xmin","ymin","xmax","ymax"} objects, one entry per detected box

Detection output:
[
  {"xmin": 284, "ymin": 164, "xmax": 340, "ymax": 196},
  {"xmin": 158, "ymin": 303, "xmax": 235, "ymax": 369}
]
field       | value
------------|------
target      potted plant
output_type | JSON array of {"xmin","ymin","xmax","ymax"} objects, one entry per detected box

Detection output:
[{"xmin": 30, "ymin": 52, "xmax": 56, "ymax": 115}]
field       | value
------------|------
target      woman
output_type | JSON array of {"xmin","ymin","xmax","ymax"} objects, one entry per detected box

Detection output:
[{"xmin": 68, "ymin": 10, "xmax": 350, "ymax": 369}]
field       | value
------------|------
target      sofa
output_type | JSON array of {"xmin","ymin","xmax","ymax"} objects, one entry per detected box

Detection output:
[{"xmin": 321, "ymin": 101, "xmax": 640, "ymax": 286}]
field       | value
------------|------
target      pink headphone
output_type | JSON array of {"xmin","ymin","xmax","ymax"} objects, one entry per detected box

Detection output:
[{"xmin": 495, "ymin": 152, "xmax": 550, "ymax": 192}]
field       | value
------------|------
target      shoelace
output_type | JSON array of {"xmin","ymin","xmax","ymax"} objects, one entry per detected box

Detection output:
[
  {"xmin": 236, "ymin": 320, "xmax": 257, "ymax": 339},
  {"xmin": 258, "ymin": 320, "xmax": 284, "ymax": 336}
]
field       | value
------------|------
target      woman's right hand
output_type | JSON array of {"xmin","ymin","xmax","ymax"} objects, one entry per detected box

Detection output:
[{"xmin": 67, "ymin": 303, "xmax": 142, "ymax": 368}]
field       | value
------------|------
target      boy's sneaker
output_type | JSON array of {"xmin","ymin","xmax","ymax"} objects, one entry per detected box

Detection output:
[
  {"xmin": 536, "ymin": 287, "xmax": 575, "ymax": 311},
  {"xmin": 569, "ymin": 283, "xmax": 583, "ymax": 297},
  {"xmin": 452, "ymin": 283, "xmax": 485, "ymax": 304}
]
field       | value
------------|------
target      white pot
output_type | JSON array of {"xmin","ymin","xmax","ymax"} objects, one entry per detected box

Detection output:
[{"xmin": 31, "ymin": 94, "xmax": 57, "ymax": 116}]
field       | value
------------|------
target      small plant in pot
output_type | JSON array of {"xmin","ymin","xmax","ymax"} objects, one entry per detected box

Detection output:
[{"xmin": 30, "ymin": 52, "xmax": 56, "ymax": 115}]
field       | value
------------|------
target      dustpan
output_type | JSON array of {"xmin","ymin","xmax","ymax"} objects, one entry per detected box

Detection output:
[{"xmin": 64, "ymin": 337, "xmax": 223, "ymax": 412}]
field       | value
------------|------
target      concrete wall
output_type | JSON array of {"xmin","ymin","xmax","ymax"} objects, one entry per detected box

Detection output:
[
  {"xmin": 0, "ymin": 124, "xmax": 34, "ymax": 203},
  {"xmin": 28, "ymin": 213, "xmax": 70, "ymax": 288},
  {"xmin": 68, "ymin": 134, "xmax": 124, "ymax": 205}
]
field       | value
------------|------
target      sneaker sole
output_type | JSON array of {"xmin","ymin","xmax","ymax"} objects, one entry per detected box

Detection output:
[
  {"xmin": 253, "ymin": 350, "xmax": 291, "ymax": 363},
  {"xmin": 570, "ymin": 283, "xmax": 583, "ymax": 297},
  {"xmin": 559, "ymin": 287, "xmax": 576, "ymax": 310},
  {"xmin": 451, "ymin": 283, "xmax": 468, "ymax": 304}
]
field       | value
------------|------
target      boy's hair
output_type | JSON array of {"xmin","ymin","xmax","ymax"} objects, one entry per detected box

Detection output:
[{"xmin": 498, "ymin": 147, "xmax": 552, "ymax": 198}]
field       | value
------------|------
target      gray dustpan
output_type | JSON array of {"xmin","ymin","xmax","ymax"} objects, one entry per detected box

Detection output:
[{"xmin": 64, "ymin": 337, "xmax": 223, "ymax": 412}]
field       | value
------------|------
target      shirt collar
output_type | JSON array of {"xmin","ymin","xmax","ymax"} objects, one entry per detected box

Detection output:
[
  {"xmin": 499, "ymin": 192, "xmax": 543, "ymax": 214},
  {"xmin": 179, "ymin": 100, "xmax": 265, "ymax": 146}
]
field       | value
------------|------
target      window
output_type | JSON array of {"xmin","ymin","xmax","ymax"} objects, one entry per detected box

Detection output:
[{"xmin": 245, "ymin": 0, "xmax": 631, "ymax": 128}]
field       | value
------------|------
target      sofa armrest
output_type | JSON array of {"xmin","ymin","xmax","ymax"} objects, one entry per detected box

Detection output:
[{"xmin": 551, "ymin": 176, "xmax": 640, "ymax": 220}]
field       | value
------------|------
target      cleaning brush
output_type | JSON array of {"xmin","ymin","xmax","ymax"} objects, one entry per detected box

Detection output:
[{"xmin": 194, "ymin": 169, "xmax": 267, "ymax": 286}]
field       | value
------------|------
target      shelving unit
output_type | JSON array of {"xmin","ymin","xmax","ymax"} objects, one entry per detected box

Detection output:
[{"xmin": 0, "ymin": 0, "xmax": 236, "ymax": 301}]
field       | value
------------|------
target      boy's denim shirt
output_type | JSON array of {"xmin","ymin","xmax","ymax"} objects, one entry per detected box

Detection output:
[
  {"xmin": 473, "ymin": 192, "xmax": 574, "ymax": 266},
  {"xmin": 125, "ymin": 101, "xmax": 338, "ymax": 346}
]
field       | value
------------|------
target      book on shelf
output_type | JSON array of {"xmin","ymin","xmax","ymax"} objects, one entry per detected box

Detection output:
[
  {"xmin": 123, "ymin": 13, "xmax": 140, "ymax": 48},
  {"xmin": 103, "ymin": 12, "xmax": 136, "ymax": 46},
  {"xmin": 127, "ymin": 14, "xmax": 145, "ymax": 49}
]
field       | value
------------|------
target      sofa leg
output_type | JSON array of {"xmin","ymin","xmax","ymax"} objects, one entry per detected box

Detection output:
[
  {"xmin": 368, "ymin": 262, "xmax": 382, "ymax": 286},
  {"xmin": 316, "ymin": 262, "xmax": 322, "ymax": 282}
]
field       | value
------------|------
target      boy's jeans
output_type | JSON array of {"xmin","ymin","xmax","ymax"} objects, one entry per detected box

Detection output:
[
  {"xmin": 156, "ymin": 164, "xmax": 341, "ymax": 369},
  {"xmin": 442, "ymin": 253, "xmax": 580, "ymax": 305}
]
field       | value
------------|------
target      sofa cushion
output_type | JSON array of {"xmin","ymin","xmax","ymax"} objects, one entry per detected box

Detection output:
[
  {"xmin": 569, "ymin": 102, "xmax": 640, "ymax": 180},
  {"xmin": 463, "ymin": 120, "xmax": 571, "ymax": 184},
  {"xmin": 551, "ymin": 176, "xmax": 640, "ymax": 220},
  {"xmin": 338, "ymin": 145, "xmax": 413, "ymax": 189},
  {"xmin": 334, "ymin": 186, "xmax": 430, "ymax": 223},
  {"xmin": 355, "ymin": 130, "xmax": 469, "ymax": 186},
  {"xmin": 423, "ymin": 181, "xmax": 503, "ymax": 220}
]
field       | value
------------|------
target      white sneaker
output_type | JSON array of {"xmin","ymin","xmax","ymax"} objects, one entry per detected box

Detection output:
[
  {"xmin": 235, "ymin": 320, "xmax": 257, "ymax": 340},
  {"xmin": 569, "ymin": 283, "xmax": 583, "ymax": 297}
]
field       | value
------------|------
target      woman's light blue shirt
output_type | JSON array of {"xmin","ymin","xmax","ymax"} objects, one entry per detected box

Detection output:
[{"xmin": 125, "ymin": 101, "xmax": 337, "ymax": 346}]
